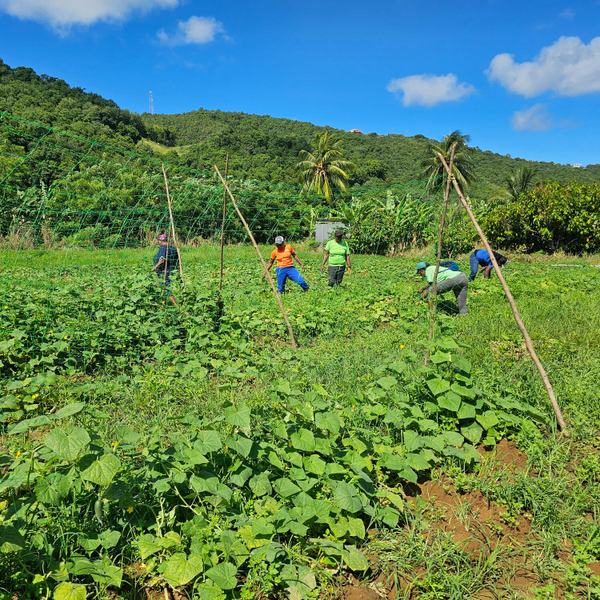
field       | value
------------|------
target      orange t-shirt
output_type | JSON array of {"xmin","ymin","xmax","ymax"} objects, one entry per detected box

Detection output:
[{"xmin": 271, "ymin": 244, "xmax": 295, "ymax": 268}]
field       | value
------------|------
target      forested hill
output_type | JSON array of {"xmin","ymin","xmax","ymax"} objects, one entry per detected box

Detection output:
[
  {"xmin": 142, "ymin": 108, "xmax": 600, "ymax": 199},
  {"xmin": 1, "ymin": 57, "xmax": 599, "ymax": 200}
]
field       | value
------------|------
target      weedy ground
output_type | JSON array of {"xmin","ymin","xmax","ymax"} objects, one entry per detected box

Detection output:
[{"xmin": 1, "ymin": 245, "xmax": 599, "ymax": 600}]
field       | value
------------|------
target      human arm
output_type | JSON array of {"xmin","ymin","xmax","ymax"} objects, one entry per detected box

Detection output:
[
  {"xmin": 345, "ymin": 254, "xmax": 352, "ymax": 272},
  {"xmin": 482, "ymin": 265, "xmax": 493, "ymax": 279},
  {"xmin": 291, "ymin": 253, "xmax": 305, "ymax": 271},
  {"xmin": 262, "ymin": 258, "xmax": 274, "ymax": 279},
  {"xmin": 320, "ymin": 251, "xmax": 330, "ymax": 271},
  {"xmin": 152, "ymin": 257, "xmax": 165, "ymax": 271}
]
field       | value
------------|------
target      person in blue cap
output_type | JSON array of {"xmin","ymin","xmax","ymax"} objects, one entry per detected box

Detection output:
[
  {"xmin": 469, "ymin": 249, "xmax": 508, "ymax": 281},
  {"xmin": 416, "ymin": 261, "xmax": 469, "ymax": 316}
]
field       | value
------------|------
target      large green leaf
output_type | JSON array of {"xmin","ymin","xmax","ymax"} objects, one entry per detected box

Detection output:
[
  {"xmin": 342, "ymin": 546, "xmax": 369, "ymax": 571},
  {"xmin": 438, "ymin": 393, "xmax": 461, "ymax": 413},
  {"xmin": 332, "ymin": 482, "xmax": 362, "ymax": 513},
  {"xmin": 9, "ymin": 415, "xmax": 51, "ymax": 434},
  {"xmin": 224, "ymin": 403, "xmax": 251, "ymax": 430},
  {"xmin": 376, "ymin": 376, "xmax": 398, "ymax": 391},
  {"xmin": 45, "ymin": 427, "xmax": 90, "ymax": 461},
  {"xmin": 205, "ymin": 562, "xmax": 238, "ymax": 590},
  {"xmin": 315, "ymin": 411, "xmax": 341, "ymax": 435},
  {"xmin": 160, "ymin": 552, "xmax": 203, "ymax": 587},
  {"xmin": 451, "ymin": 354, "xmax": 471, "ymax": 373},
  {"xmin": 53, "ymin": 402, "xmax": 85, "ymax": 419},
  {"xmin": 80, "ymin": 454, "xmax": 121, "ymax": 486},
  {"xmin": 290, "ymin": 428, "xmax": 315, "ymax": 452},
  {"xmin": 53, "ymin": 583, "xmax": 86, "ymax": 600},
  {"xmin": 461, "ymin": 422, "xmax": 483, "ymax": 444},
  {"xmin": 477, "ymin": 411, "xmax": 500, "ymax": 430},
  {"xmin": 0, "ymin": 525, "xmax": 26, "ymax": 552},
  {"xmin": 426, "ymin": 378, "xmax": 450, "ymax": 396},
  {"xmin": 224, "ymin": 434, "xmax": 253, "ymax": 458},
  {"xmin": 457, "ymin": 402, "xmax": 477, "ymax": 420},
  {"xmin": 273, "ymin": 478, "xmax": 301, "ymax": 498},
  {"xmin": 249, "ymin": 472, "xmax": 272, "ymax": 496},
  {"xmin": 303, "ymin": 455, "xmax": 326, "ymax": 475},
  {"xmin": 194, "ymin": 430, "xmax": 222, "ymax": 454}
]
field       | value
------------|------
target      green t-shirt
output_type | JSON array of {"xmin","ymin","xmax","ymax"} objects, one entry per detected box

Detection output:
[
  {"xmin": 425, "ymin": 265, "xmax": 461, "ymax": 284},
  {"xmin": 325, "ymin": 240, "xmax": 350, "ymax": 266}
]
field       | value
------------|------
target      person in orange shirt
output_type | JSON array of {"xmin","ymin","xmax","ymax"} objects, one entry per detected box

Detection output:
[{"xmin": 264, "ymin": 236, "xmax": 309, "ymax": 294}]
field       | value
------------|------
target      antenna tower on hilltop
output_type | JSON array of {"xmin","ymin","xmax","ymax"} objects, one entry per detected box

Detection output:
[{"xmin": 149, "ymin": 91, "xmax": 153, "ymax": 115}]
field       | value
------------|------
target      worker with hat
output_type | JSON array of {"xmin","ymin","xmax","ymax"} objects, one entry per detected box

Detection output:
[
  {"xmin": 415, "ymin": 261, "xmax": 469, "ymax": 316},
  {"xmin": 320, "ymin": 229, "xmax": 352, "ymax": 287},
  {"xmin": 264, "ymin": 236, "xmax": 309, "ymax": 294}
]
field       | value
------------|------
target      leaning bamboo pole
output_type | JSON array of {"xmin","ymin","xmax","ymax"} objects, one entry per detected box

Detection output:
[
  {"xmin": 424, "ymin": 143, "xmax": 456, "ymax": 366},
  {"xmin": 218, "ymin": 153, "xmax": 229, "ymax": 294},
  {"xmin": 437, "ymin": 153, "xmax": 568, "ymax": 433},
  {"xmin": 162, "ymin": 164, "xmax": 186, "ymax": 296},
  {"xmin": 214, "ymin": 165, "xmax": 298, "ymax": 349}
]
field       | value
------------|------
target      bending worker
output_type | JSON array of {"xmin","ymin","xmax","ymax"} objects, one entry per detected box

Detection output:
[
  {"xmin": 264, "ymin": 236, "xmax": 309, "ymax": 294},
  {"xmin": 416, "ymin": 261, "xmax": 469, "ymax": 316},
  {"xmin": 469, "ymin": 249, "xmax": 508, "ymax": 281},
  {"xmin": 320, "ymin": 229, "xmax": 352, "ymax": 287}
]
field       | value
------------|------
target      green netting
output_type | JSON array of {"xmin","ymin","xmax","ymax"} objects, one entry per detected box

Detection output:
[{"xmin": 0, "ymin": 111, "xmax": 445, "ymax": 387}]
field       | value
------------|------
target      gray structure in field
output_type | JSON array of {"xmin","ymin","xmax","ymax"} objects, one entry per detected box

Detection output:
[{"xmin": 315, "ymin": 220, "xmax": 345, "ymax": 245}]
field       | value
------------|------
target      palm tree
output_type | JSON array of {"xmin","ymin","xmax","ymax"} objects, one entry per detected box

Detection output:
[
  {"xmin": 420, "ymin": 130, "xmax": 475, "ymax": 194},
  {"xmin": 504, "ymin": 165, "xmax": 538, "ymax": 202},
  {"xmin": 296, "ymin": 131, "xmax": 355, "ymax": 203}
]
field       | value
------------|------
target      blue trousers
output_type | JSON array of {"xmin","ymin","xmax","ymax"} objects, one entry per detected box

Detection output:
[
  {"xmin": 469, "ymin": 252, "xmax": 480, "ymax": 280},
  {"xmin": 276, "ymin": 266, "xmax": 309, "ymax": 294}
]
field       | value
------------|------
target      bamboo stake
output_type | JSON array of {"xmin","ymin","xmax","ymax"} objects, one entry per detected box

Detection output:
[
  {"xmin": 424, "ymin": 143, "xmax": 456, "ymax": 366},
  {"xmin": 437, "ymin": 152, "xmax": 568, "ymax": 433},
  {"xmin": 162, "ymin": 164, "xmax": 186, "ymax": 297},
  {"xmin": 218, "ymin": 153, "xmax": 229, "ymax": 293},
  {"xmin": 214, "ymin": 165, "xmax": 298, "ymax": 349}
]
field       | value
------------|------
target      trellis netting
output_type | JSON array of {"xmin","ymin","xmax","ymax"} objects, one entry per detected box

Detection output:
[{"xmin": 0, "ymin": 111, "xmax": 442, "ymax": 388}]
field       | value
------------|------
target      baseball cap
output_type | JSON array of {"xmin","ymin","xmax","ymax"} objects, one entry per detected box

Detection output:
[
  {"xmin": 157, "ymin": 234, "xmax": 168, "ymax": 241},
  {"xmin": 274, "ymin": 236, "xmax": 285, "ymax": 244},
  {"xmin": 415, "ymin": 261, "xmax": 427, "ymax": 273},
  {"xmin": 334, "ymin": 229, "xmax": 345, "ymax": 236}
]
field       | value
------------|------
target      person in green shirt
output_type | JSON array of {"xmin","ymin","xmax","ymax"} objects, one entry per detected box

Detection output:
[
  {"xmin": 415, "ymin": 261, "xmax": 469, "ymax": 315},
  {"xmin": 320, "ymin": 229, "xmax": 352, "ymax": 287}
]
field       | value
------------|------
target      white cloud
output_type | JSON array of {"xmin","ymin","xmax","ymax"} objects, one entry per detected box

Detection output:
[
  {"xmin": 0, "ymin": 0, "xmax": 178, "ymax": 29},
  {"xmin": 157, "ymin": 16, "xmax": 224, "ymax": 46},
  {"xmin": 559, "ymin": 7, "xmax": 575, "ymax": 19},
  {"xmin": 510, "ymin": 104, "xmax": 555, "ymax": 131},
  {"xmin": 386, "ymin": 73, "xmax": 476, "ymax": 108},
  {"xmin": 487, "ymin": 36, "xmax": 600, "ymax": 97}
]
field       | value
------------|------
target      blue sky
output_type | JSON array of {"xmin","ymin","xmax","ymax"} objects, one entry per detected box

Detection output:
[{"xmin": 1, "ymin": 0, "xmax": 599, "ymax": 165}]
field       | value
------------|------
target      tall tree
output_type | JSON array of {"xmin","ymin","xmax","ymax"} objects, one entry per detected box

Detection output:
[
  {"xmin": 504, "ymin": 164, "xmax": 538, "ymax": 202},
  {"xmin": 296, "ymin": 131, "xmax": 355, "ymax": 203},
  {"xmin": 420, "ymin": 130, "xmax": 475, "ymax": 194}
]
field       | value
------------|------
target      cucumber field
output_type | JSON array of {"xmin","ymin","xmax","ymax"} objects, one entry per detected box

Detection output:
[{"xmin": 2, "ymin": 246, "xmax": 600, "ymax": 600}]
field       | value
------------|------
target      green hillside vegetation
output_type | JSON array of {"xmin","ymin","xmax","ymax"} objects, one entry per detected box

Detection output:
[
  {"xmin": 141, "ymin": 108, "xmax": 600, "ymax": 200},
  {"xmin": 1, "ymin": 56, "xmax": 599, "ymax": 201}
]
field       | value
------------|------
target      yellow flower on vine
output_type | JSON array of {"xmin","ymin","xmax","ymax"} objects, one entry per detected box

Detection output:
[
  {"xmin": 126, "ymin": 506, "xmax": 134, "ymax": 514},
  {"xmin": 16, "ymin": 450, "xmax": 21, "ymax": 459}
]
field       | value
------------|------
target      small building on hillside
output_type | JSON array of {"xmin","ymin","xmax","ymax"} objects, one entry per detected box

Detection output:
[
  {"xmin": 349, "ymin": 129, "xmax": 363, "ymax": 134},
  {"xmin": 573, "ymin": 164, "xmax": 584, "ymax": 168}
]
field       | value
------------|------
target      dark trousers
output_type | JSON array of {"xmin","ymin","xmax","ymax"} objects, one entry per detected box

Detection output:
[
  {"xmin": 427, "ymin": 272, "xmax": 469, "ymax": 315},
  {"xmin": 328, "ymin": 266, "xmax": 346, "ymax": 287}
]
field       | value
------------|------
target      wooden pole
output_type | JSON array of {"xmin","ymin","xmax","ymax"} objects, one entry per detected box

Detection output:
[
  {"xmin": 437, "ymin": 152, "xmax": 568, "ymax": 433},
  {"xmin": 214, "ymin": 165, "xmax": 298, "ymax": 350},
  {"xmin": 424, "ymin": 143, "xmax": 456, "ymax": 366},
  {"xmin": 218, "ymin": 153, "xmax": 229, "ymax": 294},
  {"xmin": 162, "ymin": 164, "xmax": 186, "ymax": 296}
]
